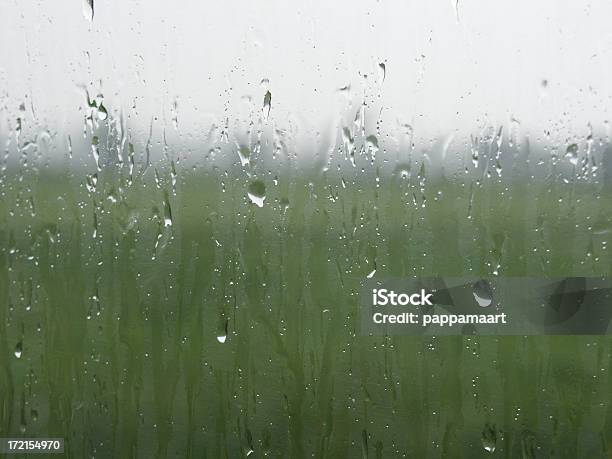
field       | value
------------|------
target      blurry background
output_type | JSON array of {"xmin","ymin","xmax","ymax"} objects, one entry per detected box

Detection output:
[
  {"xmin": 2, "ymin": 0, "xmax": 612, "ymax": 156},
  {"xmin": 2, "ymin": 1, "xmax": 612, "ymax": 458}
]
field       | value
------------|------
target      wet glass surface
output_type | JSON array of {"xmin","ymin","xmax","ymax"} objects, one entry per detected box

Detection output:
[{"xmin": 1, "ymin": 1, "xmax": 612, "ymax": 457}]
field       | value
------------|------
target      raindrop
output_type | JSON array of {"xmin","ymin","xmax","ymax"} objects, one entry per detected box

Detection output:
[
  {"xmin": 470, "ymin": 136, "xmax": 479, "ymax": 168},
  {"xmin": 245, "ymin": 428, "xmax": 255, "ymax": 456},
  {"xmin": 378, "ymin": 63, "xmax": 386, "ymax": 83},
  {"xmin": 280, "ymin": 197, "xmax": 290, "ymax": 213},
  {"xmin": 566, "ymin": 143, "xmax": 579, "ymax": 165},
  {"xmin": 481, "ymin": 423, "xmax": 497, "ymax": 453},
  {"xmin": 163, "ymin": 192, "xmax": 173, "ymax": 227},
  {"xmin": 417, "ymin": 162, "xmax": 426, "ymax": 208},
  {"xmin": 263, "ymin": 90, "xmax": 272, "ymax": 119},
  {"xmin": 97, "ymin": 103, "xmax": 108, "ymax": 121},
  {"xmin": 83, "ymin": 0, "xmax": 94, "ymax": 21},
  {"xmin": 91, "ymin": 136, "xmax": 101, "ymax": 171},
  {"xmin": 92, "ymin": 211, "xmax": 98, "ymax": 239},
  {"xmin": 366, "ymin": 134, "xmax": 379, "ymax": 162},
  {"xmin": 217, "ymin": 317, "xmax": 228, "ymax": 343},
  {"xmin": 170, "ymin": 161, "xmax": 177, "ymax": 191},
  {"xmin": 342, "ymin": 127, "xmax": 355, "ymax": 166},
  {"xmin": 14, "ymin": 341, "xmax": 23, "ymax": 359},
  {"xmin": 394, "ymin": 164, "xmax": 410, "ymax": 180},
  {"xmin": 473, "ymin": 280, "xmax": 493, "ymax": 307},
  {"xmin": 237, "ymin": 145, "xmax": 251, "ymax": 167},
  {"xmin": 453, "ymin": 0, "xmax": 460, "ymax": 22},
  {"xmin": 128, "ymin": 143, "xmax": 135, "ymax": 185},
  {"xmin": 67, "ymin": 135, "xmax": 73, "ymax": 158},
  {"xmin": 247, "ymin": 180, "xmax": 266, "ymax": 208}
]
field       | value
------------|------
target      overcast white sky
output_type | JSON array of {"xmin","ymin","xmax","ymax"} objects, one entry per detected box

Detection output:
[{"xmin": 1, "ymin": 0, "xmax": 612, "ymax": 147}]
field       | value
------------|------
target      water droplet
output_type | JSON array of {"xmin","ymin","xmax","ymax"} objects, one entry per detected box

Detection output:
[
  {"xmin": 247, "ymin": 180, "xmax": 266, "ymax": 208},
  {"xmin": 163, "ymin": 192, "xmax": 173, "ymax": 227},
  {"xmin": 481, "ymin": 423, "xmax": 497, "ymax": 453},
  {"xmin": 217, "ymin": 317, "xmax": 228, "ymax": 344},
  {"xmin": 92, "ymin": 211, "xmax": 99, "ymax": 239},
  {"xmin": 237, "ymin": 145, "xmax": 251, "ymax": 167},
  {"xmin": 378, "ymin": 63, "xmax": 386, "ymax": 83},
  {"xmin": 280, "ymin": 197, "xmax": 290, "ymax": 214},
  {"xmin": 342, "ymin": 127, "xmax": 355, "ymax": 166},
  {"xmin": 473, "ymin": 280, "xmax": 493, "ymax": 307},
  {"xmin": 245, "ymin": 428, "xmax": 255, "ymax": 456},
  {"xmin": 170, "ymin": 161, "xmax": 177, "ymax": 191},
  {"xmin": 83, "ymin": 0, "xmax": 94, "ymax": 21},
  {"xmin": 566, "ymin": 143, "xmax": 579, "ymax": 165},
  {"xmin": 394, "ymin": 164, "xmax": 410, "ymax": 179},
  {"xmin": 263, "ymin": 90, "xmax": 272, "ymax": 119},
  {"xmin": 470, "ymin": 135, "xmax": 479, "ymax": 168},
  {"xmin": 366, "ymin": 135, "xmax": 379, "ymax": 150},
  {"xmin": 91, "ymin": 136, "xmax": 101, "ymax": 171},
  {"xmin": 14, "ymin": 341, "xmax": 23, "ymax": 359},
  {"xmin": 97, "ymin": 103, "xmax": 108, "ymax": 121}
]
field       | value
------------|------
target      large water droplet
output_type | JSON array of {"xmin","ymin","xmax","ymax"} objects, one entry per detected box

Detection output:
[
  {"xmin": 97, "ymin": 103, "xmax": 108, "ymax": 121},
  {"xmin": 247, "ymin": 180, "xmax": 266, "ymax": 208},
  {"xmin": 366, "ymin": 135, "xmax": 378, "ymax": 150},
  {"xmin": 566, "ymin": 143, "xmax": 579, "ymax": 165},
  {"xmin": 14, "ymin": 341, "xmax": 23, "ymax": 359},
  {"xmin": 217, "ymin": 317, "xmax": 228, "ymax": 344},
  {"xmin": 481, "ymin": 423, "xmax": 497, "ymax": 453},
  {"xmin": 163, "ymin": 192, "xmax": 173, "ymax": 227},
  {"xmin": 237, "ymin": 145, "xmax": 251, "ymax": 167},
  {"xmin": 342, "ymin": 127, "xmax": 355, "ymax": 166},
  {"xmin": 83, "ymin": 0, "xmax": 94, "ymax": 21},
  {"xmin": 366, "ymin": 135, "xmax": 379, "ymax": 162},
  {"xmin": 263, "ymin": 90, "xmax": 272, "ymax": 119},
  {"xmin": 472, "ymin": 280, "xmax": 493, "ymax": 307}
]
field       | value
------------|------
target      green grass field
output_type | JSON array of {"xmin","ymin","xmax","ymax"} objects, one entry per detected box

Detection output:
[{"xmin": 1, "ymin": 143, "xmax": 612, "ymax": 457}]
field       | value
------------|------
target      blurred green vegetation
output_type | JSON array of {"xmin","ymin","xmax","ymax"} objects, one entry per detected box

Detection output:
[{"xmin": 0, "ymin": 162, "xmax": 611, "ymax": 458}]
